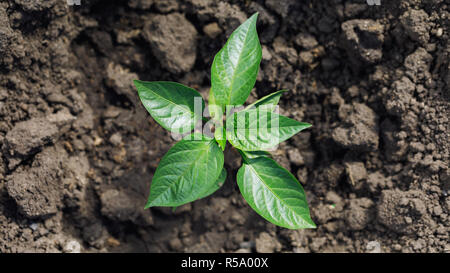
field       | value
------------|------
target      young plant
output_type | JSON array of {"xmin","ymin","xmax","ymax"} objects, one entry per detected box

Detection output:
[{"xmin": 133, "ymin": 13, "xmax": 315, "ymax": 229}]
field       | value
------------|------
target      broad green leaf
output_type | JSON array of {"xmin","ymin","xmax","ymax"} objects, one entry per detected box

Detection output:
[
  {"xmin": 210, "ymin": 13, "xmax": 262, "ymax": 109},
  {"xmin": 134, "ymin": 80, "xmax": 205, "ymax": 134},
  {"xmin": 172, "ymin": 164, "xmax": 226, "ymax": 212},
  {"xmin": 145, "ymin": 135, "xmax": 224, "ymax": 208},
  {"xmin": 226, "ymin": 109, "xmax": 312, "ymax": 151},
  {"xmin": 197, "ymin": 168, "xmax": 227, "ymax": 200},
  {"xmin": 245, "ymin": 90, "xmax": 287, "ymax": 112},
  {"xmin": 237, "ymin": 157, "xmax": 315, "ymax": 229}
]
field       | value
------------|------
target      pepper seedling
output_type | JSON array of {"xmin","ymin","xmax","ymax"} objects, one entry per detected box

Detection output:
[{"xmin": 133, "ymin": 13, "xmax": 315, "ymax": 229}]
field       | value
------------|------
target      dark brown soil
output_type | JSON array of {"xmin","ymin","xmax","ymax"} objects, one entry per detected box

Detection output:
[{"xmin": 0, "ymin": 0, "xmax": 449, "ymax": 253}]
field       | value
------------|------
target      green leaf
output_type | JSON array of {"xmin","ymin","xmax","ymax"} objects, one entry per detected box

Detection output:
[
  {"xmin": 239, "ymin": 150, "xmax": 271, "ymax": 160},
  {"xmin": 245, "ymin": 90, "xmax": 287, "ymax": 112},
  {"xmin": 171, "ymin": 167, "xmax": 225, "ymax": 212},
  {"xmin": 226, "ymin": 109, "xmax": 312, "ymax": 151},
  {"xmin": 210, "ymin": 13, "xmax": 262, "ymax": 109},
  {"xmin": 134, "ymin": 80, "xmax": 205, "ymax": 134},
  {"xmin": 145, "ymin": 135, "xmax": 224, "ymax": 208},
  {"xmin": 237, "ymin": 157, "xmax": 315, "ymax": 229},
  {"xmin": 197, "ymin": 168, "xmax": 227, "ymax": 200}
]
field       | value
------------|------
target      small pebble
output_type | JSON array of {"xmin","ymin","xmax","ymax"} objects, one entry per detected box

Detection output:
[
  {"xmin": 64, "ymin": 240, "xmax": 81, "ymax": 253},
  {"xmin": 366, "ymin": 241, "xmax": 381, "ymax": 253},
  {"xmin": 29, "ymin": 223, "xmax": 38, "ymax": 231}
]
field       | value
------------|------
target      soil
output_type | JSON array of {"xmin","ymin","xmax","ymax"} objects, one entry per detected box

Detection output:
[{"xmin": 0, "ymin": 0, "xmax": 449, "ymax": 253}]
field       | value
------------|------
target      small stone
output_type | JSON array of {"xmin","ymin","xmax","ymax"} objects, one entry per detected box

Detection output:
[
  {"xmin": 411, "ymin": 239, "xmax": 426, "ymax": 251},
  {"xmin": 296, "ymin": 168, "xmax": 308, "ymax": 185},
  {"xmin": 29, "ymin": 223, "xmax": 38, "ymax": 231},
  {"xmin": 0, "ymin": 88, "xmax": 7, "ymax": 100},
  {"xmin": 94, "ymin": 136, "xmax": 103, "ymax": 146},
  {"xmin": 345, "ymin": 162, "xmax": 367, "ymax": 187},
  {"xmin": 116, "ymin": 29, "xmax": 141, "ymax": 44},
  {"xmin": 330, "ymin": 88, "xmax": 344, "ymax": 105},
  {"xmin": 203, "ymin": 22, "xmax": 222, "ymax": 39},
  {"xmin": 294, "ymin": 33, "xmax": 318, "ymax": 50},
  {"xmin": 107, "ymin": 237, "xmax": 121, "ymax": 248},
  {"xmin": 432, "ymin": 206, "xmax": 443, "ymax": 216},
  {"xmin": 299, "ymin": 51, "xmax": 314, "ymax": 65},
  {"xmin": 346, "ymin": 86, "xmax": 359, "ymax": 97},
  {"xmin": 287, "ymin": 148, "xmax": 305, "ymax": 166},
  {"xmin": 273, "ymin": 37, "xmax": 298, "ymax": 65},
  {"xmin": 262, "ymin": 46, "xmax": 272, "ymax": 61},
  {"xmin": 64, "ymin": 240, "xmax": 81, "ymax": 253},
  {"xmin": 103, "ymin": 106, "xmax": 121, "ymax": 119},
  {"xmin": 326, "ymin": 191, "xmax": 343, "ymax": 205},
  {"xmin": 410, "ymin": 142, "xmax": 425, "ymax": 152},
  {"xmin": 235, "ymin": 248, "xmax": 251, "ymax": 253},
  {"xmin": 404, "ymin": 216, "xmax": 413, "ymax": 224},
  {"xmin": 109, "ymin": 133, "xmax": 122, "ymax": 146},
  {"xmin": 366, "ymin": 241, "xmax": 381, "ymax": 253}
]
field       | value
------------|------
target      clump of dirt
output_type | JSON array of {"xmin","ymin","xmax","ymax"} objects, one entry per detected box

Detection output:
[{"xmin": 0, "ymin": 0, "xmax": 448, "ymax": 253}]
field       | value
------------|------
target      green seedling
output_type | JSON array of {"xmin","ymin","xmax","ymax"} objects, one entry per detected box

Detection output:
[{"xmin": 133, "ymin": 13, "xmax": 315, "ymax": 229}]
